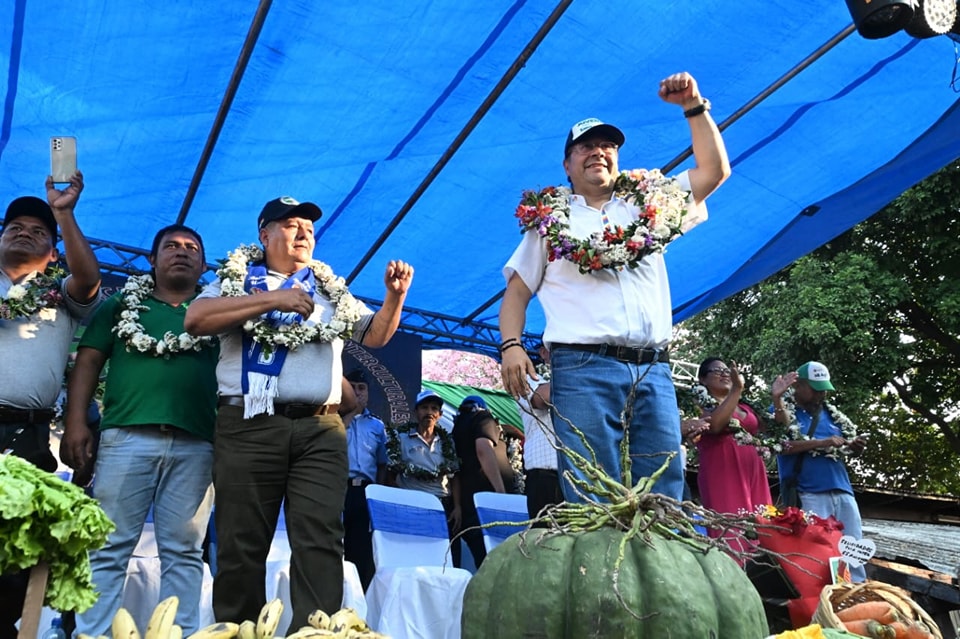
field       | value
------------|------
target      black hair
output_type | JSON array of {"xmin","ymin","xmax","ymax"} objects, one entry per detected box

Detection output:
[
  {"xmin": 345, "ymin": 369, "xmax": 368, "ymax": 384},
  {"xmin": 149, "ymin": 224, "xmax": 205, "ymax": 262},
  {"xmin": 697, "ymin": 357, "xmax": 724, "ymax": 382}
]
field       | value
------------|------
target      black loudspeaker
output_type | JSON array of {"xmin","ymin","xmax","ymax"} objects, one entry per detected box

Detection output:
[{"xmin": 845, "ymin": 0, "xmax": 916, "ymax": 38}]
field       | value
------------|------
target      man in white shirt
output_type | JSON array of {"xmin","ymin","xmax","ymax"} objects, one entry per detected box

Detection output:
[
  {"xmin": 517, "ymin": 342, "xmax": 561, "ymax": 518},
  {"xmin": 499, "ymin": 72, "xmax": 730, "ymax": 502}
]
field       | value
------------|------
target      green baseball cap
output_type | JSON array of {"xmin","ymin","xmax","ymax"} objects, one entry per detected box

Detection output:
[{"xmin": 797, "ymin": 361, "xmax": 835, "ymax": 392}]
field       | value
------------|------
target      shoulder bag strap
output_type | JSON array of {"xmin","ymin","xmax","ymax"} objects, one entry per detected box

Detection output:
[{"xmin": 789, "ymin": 408, "xmax": 822, "ymax": 481}]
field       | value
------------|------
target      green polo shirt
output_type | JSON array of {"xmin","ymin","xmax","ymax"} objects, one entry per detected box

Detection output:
[{"xmin": 79, "ymin": 292, "xmax": 218, "ymax": 441}]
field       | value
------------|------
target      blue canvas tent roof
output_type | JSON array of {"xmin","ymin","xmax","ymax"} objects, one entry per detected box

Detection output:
[{"xmin": 3, "ymin": 2, "xmax": 959, "ymax": 355}]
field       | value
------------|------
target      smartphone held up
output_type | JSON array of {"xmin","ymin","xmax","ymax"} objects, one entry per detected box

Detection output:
[{"xmin": 50, "ymin": 136, "xmax": 77, "ymax": 183}]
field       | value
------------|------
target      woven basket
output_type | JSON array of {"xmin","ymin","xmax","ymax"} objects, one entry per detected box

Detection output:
[{"xmin": 811, "ymin": 580, "xmax": 942, "ymax": 638}]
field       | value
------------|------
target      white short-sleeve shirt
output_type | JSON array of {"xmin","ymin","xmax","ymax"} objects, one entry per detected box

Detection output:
[{"xmin": 503, "ymin": 170, "xmax": 706, "ymax": 349}]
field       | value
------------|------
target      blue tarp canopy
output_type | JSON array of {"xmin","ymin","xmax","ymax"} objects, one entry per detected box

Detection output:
[{"xmin": 3, "ymin": 1, "xmax": 959, "ymax": 353}]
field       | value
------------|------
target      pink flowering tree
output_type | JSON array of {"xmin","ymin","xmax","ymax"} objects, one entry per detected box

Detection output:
[{"xmin": 422, "ymin": 349, "xmax": 503, "ymax": 390}]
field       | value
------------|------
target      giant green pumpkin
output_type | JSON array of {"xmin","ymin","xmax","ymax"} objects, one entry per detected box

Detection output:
[{"xmin": 462, "ymin": 526, "xmax": 768, "ymax": 639}]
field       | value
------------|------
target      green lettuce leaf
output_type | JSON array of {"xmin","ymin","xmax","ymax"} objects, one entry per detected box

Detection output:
[{"xmin": 0, "ymin": 454, "xmax": 114, "ymax": 611}]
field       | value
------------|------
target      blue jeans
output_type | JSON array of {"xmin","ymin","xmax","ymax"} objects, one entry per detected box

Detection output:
[
  {"xmin": 76, "ymin": 427, "xmax": 214, "ymax": 637},
  {"xmin": 549, "ymin": 351, "xmax": 683, "ymax": 503},
  {"xmin": 799, "ymin": 489, "xmax": 867, "ymax": 582}
]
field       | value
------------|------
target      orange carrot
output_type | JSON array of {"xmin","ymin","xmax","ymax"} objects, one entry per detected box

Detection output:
[
  {"xmin": 888, "ymin": 620, "xmax": 936, "ymax": 639},
  {"xmin": 837, "ymin": 601, "xmax": 900, "ymax": 624},
  {"xmin": 842, "ymin": 619, "xmax": 896, "ymax": 639}
]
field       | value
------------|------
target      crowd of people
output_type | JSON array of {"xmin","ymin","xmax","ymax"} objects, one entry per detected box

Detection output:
[{"xmin": 1, "ymin": 70, "xmax": 872, "ymax": 638}]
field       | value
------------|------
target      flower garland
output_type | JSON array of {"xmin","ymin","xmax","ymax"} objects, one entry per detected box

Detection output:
[
  {"xmin": 689, "ymin": 383, "xmax": 787, "ymax": 461},
  {"xmin": 515, "ymin": 168, "xmax": 690, "ymax": 274},
  {"xmin": 507, "ymin": 437, "xmax": 525, "ymax": 494},
  {"xmin": 216, "ymin": 244, "xmax": 365, "ymax": 351},
  {"xmin": 113, "ymin": 274, "xmax": 217, "ymax": 358},
  {"xmin": 535, "ymin": 362, "xmax": 551, "ymax": 382},
  {"xmin": 385, "ymin": 421, "xmax": 460, "ymax": 481},
  {"xmin": 0, "ymin": 266, "xmax": 65, "ymax": 320},
  {"xmin": 779, "ymin": 388, "xmax": 858, "ymax": 460}
]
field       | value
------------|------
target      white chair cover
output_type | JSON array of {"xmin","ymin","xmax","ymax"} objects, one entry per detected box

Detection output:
[
  {"xmin": 260, "ymin": 506, "xmax": 368, "ymax": 630},
  {"xmin": 473, "ymin": 492, "xmax": 529, "ymax": 553},
  {"xmin": 106, "ymin": 507, "xmax": 366, "ymax": 632},
  {"xmin": 104, "ymin": 521, "xmax": 217, "ymax": 632},
  {"xmin": 364, "ymin": 485, "xmax": 472, "ymax": 639}
]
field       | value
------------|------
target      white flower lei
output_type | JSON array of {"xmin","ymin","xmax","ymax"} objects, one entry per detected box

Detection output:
[
  {"xmin": 691, "ymin": 382, "xmax": 749, "ymax": 438},
  {"xmin": 535, "ymin": 362, "xmax": 551, "ymax": 382},
  {"xmin": 0, "ymin": 266, "xmax": 65, "ymax": 321},
  {"xmin": 385, "ymin": 421, "xmax": 459, "ymax": 480},
  {"xmin": 780, "ymin": 388, "xmax": 858, "ymax": 460},
  {"xmin": 217, "ymin": 244, "xmax": 364, "ymax": 351},
  {"xmin": 113, "ymin": 274, "xmax": 217, "ymax": 358},
  {"xmin": 690, "ymin": 382, "xmax": 781, "ymax": 461}
]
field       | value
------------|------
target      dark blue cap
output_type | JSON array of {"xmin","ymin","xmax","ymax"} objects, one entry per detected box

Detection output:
[{"xmin": 460, "ymin": 395, "xmax": 488, "ymax": 411}]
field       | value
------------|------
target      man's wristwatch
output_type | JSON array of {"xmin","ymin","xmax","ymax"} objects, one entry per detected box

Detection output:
[{"xmin": 683, "ymin": 99, "xmax": 711, "ymax": 118}]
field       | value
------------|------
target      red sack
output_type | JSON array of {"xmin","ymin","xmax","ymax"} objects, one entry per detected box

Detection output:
[
  {"xmin": 754, "ymin": 508, "xmax": 844, "ymax": 599},
  {"xmin": 786, "ymin": 596, "xmax": 821, "ymax": 629}
]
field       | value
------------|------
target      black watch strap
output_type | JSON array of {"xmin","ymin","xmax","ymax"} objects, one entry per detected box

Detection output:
[{"xmin": 684, "ymin": 99, "xmax": 711, "ymax": 118}]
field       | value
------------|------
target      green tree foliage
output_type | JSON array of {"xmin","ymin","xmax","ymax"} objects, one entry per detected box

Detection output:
[{"xmin": 677, "ymin": 162, "xmax": 960, "ymax": 495}]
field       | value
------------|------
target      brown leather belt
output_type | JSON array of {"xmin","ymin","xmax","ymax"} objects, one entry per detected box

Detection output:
[
  {"xmin": 552, "ymin": 343, "xmax": 670, "ymax": 364},
  {"xmin": 218, "ymin": 396, "xmax": 339, "ymax": 418},
  {"xmin": 0, "ymin": 405, "xmax": 56, "ymax": 425}
]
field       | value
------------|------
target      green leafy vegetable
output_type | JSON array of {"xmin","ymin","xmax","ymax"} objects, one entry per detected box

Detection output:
[{"xmin": 0, "ymin": 454, "xmax": 114, "ymax": 611}]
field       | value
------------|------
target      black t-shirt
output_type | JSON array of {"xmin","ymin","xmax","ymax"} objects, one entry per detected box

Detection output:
[{"xmin": 452, "ymin": 409, "xmax": 516, "ymax": 495}]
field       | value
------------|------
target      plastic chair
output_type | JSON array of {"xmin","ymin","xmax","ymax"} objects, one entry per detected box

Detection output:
[
  {"xmin": 364, "ymin": 485, "xmax": 472, "ymax": 639},
  {"xmin": 473, "ymin": 492, "xmax": 529, "ymax": 553}
]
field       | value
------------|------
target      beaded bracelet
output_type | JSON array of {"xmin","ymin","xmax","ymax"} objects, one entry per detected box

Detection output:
[{"xmin": 500, "ymin": 342, "xmax": 524, "ymax": 354}]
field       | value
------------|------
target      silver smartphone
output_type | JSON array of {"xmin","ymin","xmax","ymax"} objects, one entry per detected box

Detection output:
[{"xmin": 50, "ymin": 136, "xmax": 77, "ymax": 183}]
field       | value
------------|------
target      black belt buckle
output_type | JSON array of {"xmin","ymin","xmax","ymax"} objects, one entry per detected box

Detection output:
[
  {"xmin": 611, "ymin": 345, "xmax": 667, "ymax": 364},
  {"xmin": 615, "ymin": 345, "xmax": 643, "ymax": 364}
]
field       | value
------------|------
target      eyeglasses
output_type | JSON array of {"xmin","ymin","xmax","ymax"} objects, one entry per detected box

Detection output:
[
  {"xmin": 707, "ymin": 368, "xmax": 732, "ymax": 377},
  {"xmin": 570, "ymin": 140, "xmax": 618, "ymax": 155}
]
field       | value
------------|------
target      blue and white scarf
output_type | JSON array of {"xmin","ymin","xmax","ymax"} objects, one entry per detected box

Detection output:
[{"xmin": 241, "ymin": 264, "xmax": 316, "ymax": 418}]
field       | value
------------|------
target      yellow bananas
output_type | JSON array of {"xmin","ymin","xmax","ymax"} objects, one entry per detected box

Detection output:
[
  {"xmin": 284, "ymin": 628, "xmax": 340, "ymax": 639},
  {"xmin": 185, "ymin": 622, "xmax": 240, "ymax": 639},
  {"xmin": 237, "ymin": 619, "xmax": 257, "ymax": 639},
  {"xmin": 302, "ymin": 607, "xmax": 387, "ymax": 639},
  {"xmin": 145, "ymin": 596, "xmax": 180, "ymax": 639},
  {"xmin": 112, "ymin": 607, "xmax": 142, "ymax": 639},
  {"xmin": 105, "ymin": 597, "xmax": 384, "ymax": 639},
  {"xmin": 327, "ymin": 609, "xmax": 366, "ymax": 634},
  {"xmin": 255, "ymin": 599, "xmax": 284, "ymax": 639},
  {"xmin": 306, "ymin": 610, "xmax": 329, "ymax": 631}
]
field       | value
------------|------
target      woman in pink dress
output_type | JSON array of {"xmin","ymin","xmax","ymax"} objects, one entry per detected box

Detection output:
[{"xmin": 694, "ymin": 358, "xmax": 773, "ymax": 554}]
